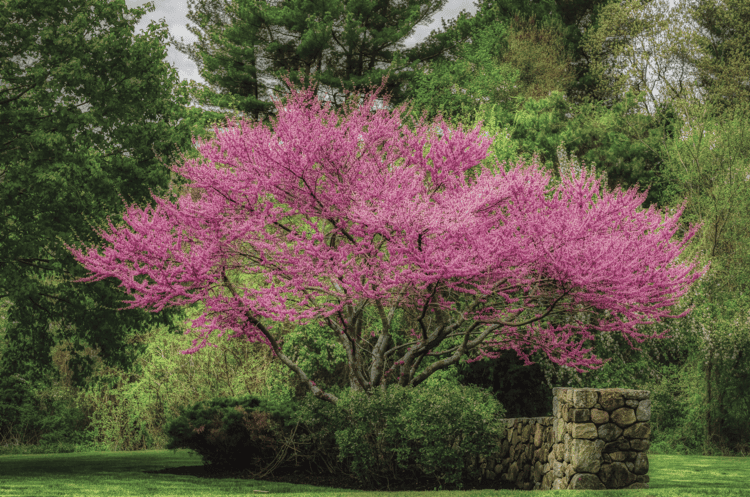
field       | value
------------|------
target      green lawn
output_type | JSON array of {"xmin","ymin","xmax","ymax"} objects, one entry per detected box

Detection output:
[{"xmin": 0, "ymin": 449, "xmax": 748, "ymax": 496}]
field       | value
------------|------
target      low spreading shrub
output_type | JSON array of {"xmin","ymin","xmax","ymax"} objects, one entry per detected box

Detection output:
[
  {"xmin": 166, "ymin": 394, "xmax": 282, "ymax": 471},
  {"xmin": 332, "ymin": 381, "xmax": 507, "ymax": 489}
]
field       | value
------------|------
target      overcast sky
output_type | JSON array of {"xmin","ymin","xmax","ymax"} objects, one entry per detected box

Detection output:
[{"xmin": 123, "ymin": 0, "xmax": 480, "ymax": 87}]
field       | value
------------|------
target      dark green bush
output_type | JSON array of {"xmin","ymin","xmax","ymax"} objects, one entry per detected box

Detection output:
[
  {"xmin": 166, "ymin": 394, "xmax": 286, "ymax": 470},
  {"xmin": 333, "ymin": 382, "xmax": 507, "ymax": 489},
  {"xmin": 0, "ymin": 375, "xmax": 42, "ymax": 445},
  {"xmin": 286, "ymin": 391, "xmax": 350, "ymax": 475},
  {"xmin": 0, "ymin": 375, "xmax": 91, "ymax": 448}
]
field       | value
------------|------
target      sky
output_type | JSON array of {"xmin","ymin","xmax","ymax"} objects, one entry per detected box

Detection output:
[{"xmin": 123, "ymin": 0, "xmax": 480, "ymax": 89}]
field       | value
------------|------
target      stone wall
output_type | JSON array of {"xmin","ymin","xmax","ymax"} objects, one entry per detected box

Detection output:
[{"xmin": 469, "ymin": 388, "xmax": 651, "ymax": 491}]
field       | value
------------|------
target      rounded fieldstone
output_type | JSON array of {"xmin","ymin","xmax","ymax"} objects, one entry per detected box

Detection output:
[
  {"xmin": 623, "ymin": 390, "xmax": 650, "ymax": 401},
  {"xmin": 598, "ymin": 423, "xmax": 623, "ymax": 442},
  {"xmin": 625, "ymin": 400, "xmax": 640, "ymax": 407},
  {"xmin": 554, "ymin": 443, "xmax": 565, "ymax": 462},
  {"xmin": 552, "ymin": 478, "xmax": 567, "ymax": 490},
  {"xmin": 534, "ymin": 424, "xmax": 543, "ymax": 447},
  {"xmin": 553, "ymin": 458, "xmax": 564, "ymax": 478},
  {"xmin": 562, "ymin": 404, "xmax": 571, "ymax": 422},
  {"xmin": 611, "ymin": 407, "xmax": 637, "ymax": 427},
  {"xmin": 630, "ymin": 439, "xmax": 650, "ymax": 451},
  {"xmin": 570, "ymin": 438, "xmax": 604, "ymax": 473},
  {"xmin": 570, "ymin": 422, "xmax": 598, "ymax": 439},
  {"xmin": 542, "ymin": 471, "xmax": 555, "ymax": 490},
  {"xmin": 599, "ymin": 462, "xmax": 637, "ymax": 488},
  {"xmin": 508, "ymin": 462, "xmax": 519, "ymax": 481},
  {"xmin": 524, "ymin": 423, "xmax": 535, "ymax": 442},
  {"xmin": 534, "ymin": 461, "xmax": 544, "ymax": 482},
  {"xmin": 627, "ymin": 483, "xmax": 650, "ymax": 489},
  {"xmin": 636, "ymin": 400, "xmax": 652, "ymax": 421},
  {"xmin": 554, "ymin": 417, "xmax": 565, "ymax": 443},
  {"xmin": 500, "ymin": 439, "xmax": 510, "ymax": 457},
  {"xmin": 569, "ymin": 473, "xmax": 606, "ymax": 490},
  {"xmin": 571, "ymin": 389, "xmax": 598, "ymax": 408},
  {"xmin": 591, "ymin": 408, "xmax": 609, "ymax": 424},
  {"xmin": 609, "ymin": 451, "xmax": 627, "ymax": 462},
  {"xmin": 564, "ymin": 433, "xmax": 572, "ymax": 463},
  {"xmin": 623, "ymin": 422, "xmax": 652, "ymax": 439},
  {"xmin": 600, "ymin": 390, "xmax": 625, "ymax": 410},
  {"xmin": 634, "ymin": 452, "xmax": 649, "ymax": 475},
  {"xmin": 603, "ymin": 439, "xmax": 630, "ymax": 453},
  {"xmin": 570, "ymin": 408, "xmax": 591, "ymax": 423}
]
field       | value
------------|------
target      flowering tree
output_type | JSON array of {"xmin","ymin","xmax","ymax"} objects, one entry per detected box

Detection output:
[{"xmin": 65, "ymin": 77, "xmax": 704, "ymax": 405}]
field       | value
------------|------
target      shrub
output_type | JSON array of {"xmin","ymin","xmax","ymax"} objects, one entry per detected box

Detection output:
[
  {"xmin": 166, "ymin": 394, "xmax": 281, "ymax": 470},
  {"xmin": 0, "ymin": 375, "xmax": 42, "ymax": 446},
  {"xmin": 0, "ymin": 374, "xmax": 92, "ymax": 449},
  {"xmin": 333, "ymin": 382, "xmax": 507, "ymax": 489}
]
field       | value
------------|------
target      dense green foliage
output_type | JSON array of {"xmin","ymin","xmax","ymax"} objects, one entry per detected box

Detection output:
[
  {"xmin": 165, "ymin": 394, "xmax": 278, "ymax": 470},
  {"xmin": 165, "ymin": 383, "xmax": 506, "ymax": 489},
  {"xmin": 331, "ymin": 381, "xmax": 506, "ymax": 488},
  {"xmin": 169, "ymin": 0, "xmax": 478, "ymax": 126},
  {"xmin": 0, "ymin": 0, "xmax": 233, "ymax": 385}
]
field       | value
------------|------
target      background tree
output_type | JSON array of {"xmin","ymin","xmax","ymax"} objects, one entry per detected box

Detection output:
[
  {"xmin": 452, "ymin": 0, "xmax": 621, "ymax": 102},
  {"xmin": 399, "ymin": 15, "xmax": 675, "ymax": 206},
  {"xmin": 689, "ymin": 0, "xmax": 750, "ymax": 111},
  {"xmin": 67, "ymin": 80, "xmax": 703, "ymax": 405},
  {"xmin": 0, "ymin": 0, "xmax": 227, "ymax": 385},
  {"xmin": 169, "ymin": 0, "xmax": 478, "ymax": 127},
  {"xmin": 168, "ymin": 0, "xmax": 276, "ymax": 122},
  {"xmin": 582, "ymin": 0, "xmax": 700, "ymax": 112},
  {"xmin": 575, "ymin": 0, "xmax": 750, "ymax": 451}
]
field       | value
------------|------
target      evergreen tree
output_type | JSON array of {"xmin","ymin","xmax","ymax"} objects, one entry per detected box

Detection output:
[{"xmin": 170, "ymin": 0, "xmax": 477, "ymax": 125}]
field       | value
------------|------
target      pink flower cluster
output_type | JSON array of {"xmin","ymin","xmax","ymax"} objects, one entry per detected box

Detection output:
[{"xmin": 65, "ymin": 76, "xmax": 705, "ymax": 403}]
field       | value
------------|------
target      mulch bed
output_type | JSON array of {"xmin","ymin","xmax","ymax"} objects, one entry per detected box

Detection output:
[{"xmin": 146, "ymin": 464, "xmax": 517, "ymax": 492}]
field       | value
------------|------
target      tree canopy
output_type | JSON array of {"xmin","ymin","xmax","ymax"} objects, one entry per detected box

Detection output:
[
  {"xmin": 67, "ymin": 79, "xmax": 704, "ymax": 404},
  {"xmin": 0, "ymin": 0, "xmax": 226, "ymax": 383},
  {"xmin": 169, "ymin": 0, "xmax": 478, "ymax": 125}
]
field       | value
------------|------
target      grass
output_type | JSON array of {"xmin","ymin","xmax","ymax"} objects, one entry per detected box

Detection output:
[{"xmin": 0, "ymin": 449, "xmax": 748, "ymax": 496}]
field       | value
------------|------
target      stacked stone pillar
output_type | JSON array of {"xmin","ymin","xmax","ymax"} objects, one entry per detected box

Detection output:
[{"xmin": 542, "ymin": 387, "xmax": 651, "ymax": 490}]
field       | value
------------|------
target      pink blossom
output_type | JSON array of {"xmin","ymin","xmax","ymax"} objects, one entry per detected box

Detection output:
[{"xmin": 65, "ymin": 76, "xmax": 705, "ymax": 404}]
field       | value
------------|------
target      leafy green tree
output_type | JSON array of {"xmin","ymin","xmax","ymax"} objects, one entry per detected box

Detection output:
[
  {"xmin": 463, "ymin": 0, "xmax": 620, "ymax": 102},
  {"xmin": 689, "ymin": 0, "xmax": 750, "ymax": 112},
  {"xmin": 0, "ymin": 0, "xmax": 227, "ymax": 385},
  {"xmin": 398, "ymin": 21, "xmax": 521, "ymax": 129},
  {"xmin": 582, "ymin": 0, "xmax": 700, "ymax": 111},
  {"xmin": 169, "ymin": 0, "xmax": 478, "ymax": 126}
]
